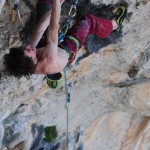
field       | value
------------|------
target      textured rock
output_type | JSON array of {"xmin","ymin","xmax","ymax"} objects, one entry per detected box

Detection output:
[
  {"xmin": 0, "ymin": 0, "xmax": 5, "ymax": 14},
  {"xmin": 0, "ymin": 0, "xmax": 150, "ymax": 150},
  {"xmin": 84, "ymin": 112, "xmax": 150, "ymax": 150}
]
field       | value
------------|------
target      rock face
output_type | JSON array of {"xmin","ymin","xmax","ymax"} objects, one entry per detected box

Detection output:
[
  {"xmin": 0, "ymin": 0, "xmax": 5, "ymax": 14},
  {"xmin": 0, "ymin": 0, "xmax": 150, "ymax": 150}
]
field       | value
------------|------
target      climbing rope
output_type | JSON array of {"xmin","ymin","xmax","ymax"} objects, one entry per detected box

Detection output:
[
  {"xmin": 62, "ymin": 1, "xmax": 79, "ymax": 149},
  {"xmin": 64, "ymin": 67, "xmax": 70, "ymax": 150}
]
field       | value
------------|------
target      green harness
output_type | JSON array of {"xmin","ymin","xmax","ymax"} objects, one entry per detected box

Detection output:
[
  {"xmin": 59, "ymin": 35, "xmax": 80, "ymax": 60},
  {"xmin": 67, "ymin": 35, "xmax": 80, "ymax": 49}
]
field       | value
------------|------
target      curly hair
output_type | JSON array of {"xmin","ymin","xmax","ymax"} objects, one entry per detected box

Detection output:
[{"xmin": 3, "ymin": 48, "xmax": 37, "ymax": 79}]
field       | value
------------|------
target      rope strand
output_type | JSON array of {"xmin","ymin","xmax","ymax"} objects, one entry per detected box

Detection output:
[
  {"xmin": 61, "ymin": 1, "xmax": 79, "ymax": 149},
  {"xmin": 64, "ymin": 67, "xmax": 70, "ymax": 150}
]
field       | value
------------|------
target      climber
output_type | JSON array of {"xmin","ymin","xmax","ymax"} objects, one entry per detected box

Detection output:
[{"xmin": 3, "ymin": 0, "xmax": 127, "ymax": 79}]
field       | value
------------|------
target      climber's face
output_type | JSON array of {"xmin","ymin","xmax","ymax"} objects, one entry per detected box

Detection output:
[{"xmin": 24, "ymin": 45, "xmax": 37, "ymax": 64}]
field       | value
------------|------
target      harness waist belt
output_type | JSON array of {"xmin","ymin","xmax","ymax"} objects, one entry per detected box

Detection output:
[
  {"xmin": 59, "ymin": 36, "xmax": 80, "ymax": 65},
  {"xmin": 59, "ymin": 44, "xmax": 71, "ymax": 59}
]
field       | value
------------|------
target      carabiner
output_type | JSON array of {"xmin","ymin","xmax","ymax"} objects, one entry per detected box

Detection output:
[
  {"xmin": 59, "ymin": 24, "xmax": 69, "ymax": 35},
  {"xmin": 68, "ymin": 5, "xmax": 77, "ymax": 17}
]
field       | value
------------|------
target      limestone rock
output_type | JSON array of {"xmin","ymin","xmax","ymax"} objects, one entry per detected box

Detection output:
[
  {"xmin": 0, "ymin": 0, "xmax": 150, "ymax": 150},
  {"xmin": 0, "ymin": 0, "xmax": 5, "ymax": 14}
]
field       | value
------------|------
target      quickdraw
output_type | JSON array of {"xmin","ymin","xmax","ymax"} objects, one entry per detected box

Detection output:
[{"xmin": 58, "ymin": 0, "xmax": 79, "ymax": 43}]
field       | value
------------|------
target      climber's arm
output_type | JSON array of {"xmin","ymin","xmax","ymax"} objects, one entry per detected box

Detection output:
[
  {"xmin": 28, "ymin": 11, "xmax": 51, "ymax": 48},
  {"xmin": 47, "ymin": 0, "xmax": 61, "ymax": 43},
  {"xmin": 28, "ymin": 0, "xmax": 64, "ymax": 49},
  {"xmin": 45, "ymin": 0, "xmax": 62, "ymax": 60}
]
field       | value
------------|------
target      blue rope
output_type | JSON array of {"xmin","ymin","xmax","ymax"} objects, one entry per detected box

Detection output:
[
  {"xmin": 61, "ymin": 1, "xmax": 79, "ymax": 149},
  {"xmin": 64, "ymin": 67, "xmax": 70, "ymax": 150}
]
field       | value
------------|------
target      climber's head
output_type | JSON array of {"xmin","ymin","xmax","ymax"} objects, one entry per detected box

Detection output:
[{"xmin": 3, "ymin": 46, "xmax": 37, "ymax": 79}]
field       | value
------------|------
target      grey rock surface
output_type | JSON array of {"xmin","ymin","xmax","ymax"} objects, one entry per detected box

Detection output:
[{"xmin": 0, "ymin": 0, "xmax": 150, "ymax": 150}]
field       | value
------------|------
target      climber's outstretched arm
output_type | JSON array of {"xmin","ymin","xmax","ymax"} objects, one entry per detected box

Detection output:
[
  {"xmin": 45, "ymin": 0, "xmax": 62, "ymax": 60},
  {"xmin": 34, "ymin": 0, "xmax": 66, "ymax": 74},
  {"xmin": 28, "ymin": 10, "xmax": 51, "ymax": 48},
  {"xmin": 28, "ymin": 0, "xmax": 64, "ymax": 49}
]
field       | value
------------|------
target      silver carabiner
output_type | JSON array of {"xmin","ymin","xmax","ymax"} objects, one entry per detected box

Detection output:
[{"xmin": 68, "ymin": 5, "xmax": 77, "ymax": 17}]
